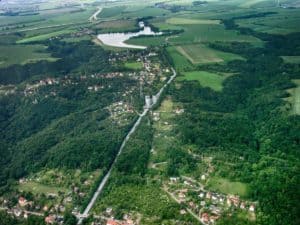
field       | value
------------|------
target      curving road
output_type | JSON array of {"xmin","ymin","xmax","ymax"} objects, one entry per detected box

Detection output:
[{"xmin": 77, "ymin": 68, "xmax": 176, "ymax": 224}]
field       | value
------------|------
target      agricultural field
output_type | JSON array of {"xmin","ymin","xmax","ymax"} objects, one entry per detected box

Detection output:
[
  {"xmin": 175, "ymin": 44, "xmax": 244, "ymax": 64},
  {"xmin": 17, "ymin": 29, "xmax": 76, "ymax": 44},
  {"xmin": 167, "ymin": 24, "xmax": 262, "ymax": 45},
  {"xmin": 178, "ymin": 71, "xmax": 231, "ymax": 92},
  {"xmin": 0, "ymin": 45, "xmax": 57, "ymax": 68},
  {"xmin": 96, "ymin": 19, "xmax": 137, "ymax": 33},
  {"xmin": 166, "ymin": 17, "xmax": 220, "ymax": 25},
  {"xmin": 166, "ymin": 46, "xmax": 193, "ymax": 71},
  {"xmin": 236, "ymin": 8, "xmax": 300, "ymax": 34}
]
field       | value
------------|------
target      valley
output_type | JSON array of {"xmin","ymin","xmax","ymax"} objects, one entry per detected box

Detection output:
[{"xmin": 0, "ymin": 1, "xmax": 299, "ymax": 225}]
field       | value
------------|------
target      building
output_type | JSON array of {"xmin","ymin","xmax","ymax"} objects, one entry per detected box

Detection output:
[
  {"xmin": 107, "ymin": 219, "xmax": 119, "ymax": 225},
  {"xmin": 18, "ymin": 197, "xmax": 27, "ymax": 207},
  {"xmin": 45, "ymin": 215, "xmax": 55, "ymax": 224}
]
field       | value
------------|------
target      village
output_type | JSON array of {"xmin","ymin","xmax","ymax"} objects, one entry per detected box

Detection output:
[{"xmin": 164, "ymin": 176, "xmax": 256, "ymax": 225}]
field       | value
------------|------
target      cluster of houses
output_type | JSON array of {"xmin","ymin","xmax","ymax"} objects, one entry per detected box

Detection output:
[
  {"xmin": 168, "ymin": 177, "xmax": 256, "ymax": 225},
  {"xmin": 90, "ymin": 208, "xmax": 138, "ymax": 225}
]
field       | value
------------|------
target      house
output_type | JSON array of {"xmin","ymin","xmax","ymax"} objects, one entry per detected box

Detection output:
[
  {"xmin": 240, "ymin": 202, "xmax": 246, "ymax": 209},
  {"xmin": 249, "ymin": 204, "xmax": 255, "ymax": 212},
  {"xmin": 169, "ymin": 177, "xmax": 178, "ymax": 183},
  {"xmin": 18, "ymin": 197, "xmax": 27, "ymax": 207},
  {"xmin": 45, "ymin": 215, "xmax": 55, "ymax": 224},
  {"xmin": 206, "ymin": 192, "xmax": 212, "ymax": 199},
  {"xmin": 13, "ymin": 208, "xmax": 22, "ymax": 217},
  {"xmin": 106, "ymin": 207, "xmax": 113, "ymax": 215},
  {"xmin": 178, "ymin": 192, "xmax": 186, "ymax": 199},
  {"xmin": 201, "ymin": 174, "xmax": 206, "ymax": 180},
  {"xmin": 199, "ymin": 192, "xmax": 204, "ymax": 198},
  {"xmin": 201, "ymin": 213, "xmax": 210, "ymax": 224},
  {"xmin": 180, "ymin": 209, "xmax": 186, "ymax": 214},
  {"xmin": 107, "ymin": 219, "xmax": 119, "ymax": 225}
]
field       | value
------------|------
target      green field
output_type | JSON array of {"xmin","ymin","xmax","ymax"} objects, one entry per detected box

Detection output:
[
  {"xmin": 97, "ymin": 19, "xmax": 137, "ymax": 33},
  {"xmin": 236, "ymin": 8, "xmax": 300, "ymax": 34},
  {"xmin": 19, "ymin": 181, "xmax": 67, "ymax": 195},
  {"xmin": 281, "ymin": 56, "xmax": 300, "ymax": 64},
  {"xmin": 99, "ymin": 6, "xmax": 126, "ymax": 18},
  {"xmin": 124, "ymin": 61, "xmax": 143, "ymax": 70},
  {"xmin": 166, "ymin": 17, "xmax": 220, "ymax": 25},
  {"xmin": 285, "ymin": 79, "xmax": 300, "ymax": 115},
  {"xmin": 17, "ymin": 29, "xmax": 75, "ymax": 44},
  {"xmin": 176, "ymin": 44, "xmax": 244, "ymax": 64},
  {"xmin": 178, "ymin": 71, "xmax": 231, "ymax": 91},
  {"xmin": 126, "ymin": 35, "xmax": 167, "ymax": 47},
  {"xmin": 168, "ymin": 24, "xmax": 262, "ymax": 45},
  {"xmin": 167, "ymin": 46, "xmax": 193, "ymax": 71},
  {"xmin": 0, "ymin": 45, "xmax": 58, "ymax": 68},
  {"xmin": 207, "ymin": 177, "xmax": 249, "ymax": 197}
]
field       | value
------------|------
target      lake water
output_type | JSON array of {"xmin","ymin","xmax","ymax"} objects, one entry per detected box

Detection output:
[{"xmin": 97, "ymin": 22, "xmax": 162, "ymax": 49}]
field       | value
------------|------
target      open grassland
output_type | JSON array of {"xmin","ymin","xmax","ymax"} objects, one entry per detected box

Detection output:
[
  {"xmin": 176, "ymin": 44, "xmax": 244, "ymax": 64},
  {"xmin": 124, "ymin": 61, "xmax": 143, "ymax": 70},
  {"xmin": 207, "ymin": 177, "xmax": 249, "ymax": 197},
  {"xmin": 19, "ymin": 181, "xmax": 67, "ymax": 195},
  {"xmin": 166, "ymin": 17, "xmax": 220, "ymax": 25},
  {"xmin": 281, "ymin": 56, "xmax": 300, "ymax": 64},
  {"xmin": 0, "ymin": 45, "xmax": 57, "ymax": 68},
  {"xmin": 168, "ymin": 24, "xmax": 262, "ymax": 45},
  {"xmin": 178, "ymin": 71, "xmax": 231, "ymax": 91}
]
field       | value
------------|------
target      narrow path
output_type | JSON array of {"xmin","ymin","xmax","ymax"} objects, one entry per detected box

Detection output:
[{"xmin": 77, "ymin": 68, "xmax": 177, "ymax": 224}]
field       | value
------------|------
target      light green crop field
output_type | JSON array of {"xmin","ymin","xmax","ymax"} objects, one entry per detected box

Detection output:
[
  {"xmin": 19, "ymin": 181, "xmax": 67, "ymax": 195},
  {"xmin": 178, "ymin": 71, "xmax": 231, "ymax": 91},
  {"xmin": 281, "ymin": 56, "xmax": 300, "ymax": 64},
  {"xmin": 176, "ymin": 44, "xmax": 244, "ymax": 64},
  {"xmin": 124, "ymin": 61, "xmax": 143, "ymax": 70},
  {"xmin": 166, "ymin": 17, "xmax": 220, "ymax": 25},
  {"xmin": 0, "ymin": 45, "xmax": 58, "ymax": 68},
  {"xmin": 207, "ymin": 177, "xmax": 249, "ymax": 197},
  {"xmin": 17, "ymin": 29, "xmax": 75, "ymax": 44},
  {"xmin": 168, "ymin": 24, "xmax": 262, "ymax": 45}
]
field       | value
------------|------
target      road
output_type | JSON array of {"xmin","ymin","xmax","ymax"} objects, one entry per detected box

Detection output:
[
  {"xmin": 77, "ymin": 68, "xmax": 177, "ymax": 224},
  {"xmin": 89, "ymin": 7, "xmax": 102, "ymax": 22}
]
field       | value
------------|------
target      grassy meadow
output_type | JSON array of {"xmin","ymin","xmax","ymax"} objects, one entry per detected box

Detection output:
[
  {"xmin": 207, "ymin": 177, "xmax": 249, "ymax": 197},
  {"xmin": 178, "ymin": 71, "xmax": 231, "ymax": 91},
  {"xmin": 0, "ymin": 45, "xmax": 57, "ymax": 68}
]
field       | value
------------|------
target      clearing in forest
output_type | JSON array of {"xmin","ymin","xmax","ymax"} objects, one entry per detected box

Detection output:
[
  {"xmin": 207, "ymin": 177, "xmax": 249, "ymax": 198},
  {"xmin": 178, "ymin": 71, "xmax": 232, "ymax": 92}
]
